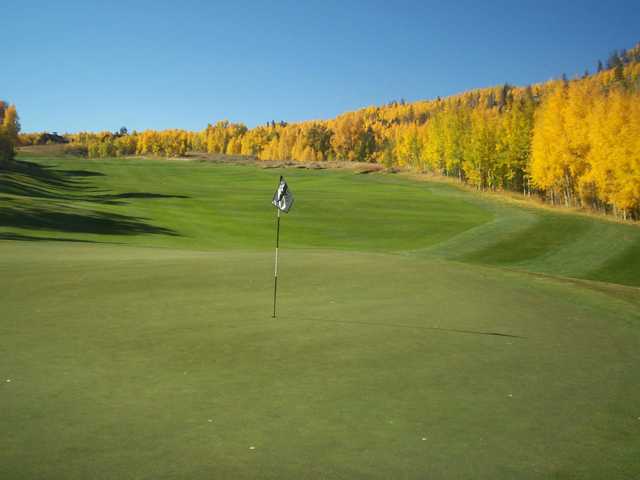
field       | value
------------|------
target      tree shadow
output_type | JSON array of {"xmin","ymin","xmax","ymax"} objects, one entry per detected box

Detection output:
[
  {"xmin": 5, "ymin": 159, "xmax": 102, "ymax": 188},
  {"xmin": 0, "ymin": 202, "xmax": 178, "ymax": 236},
  {"xmin": 58, "ymin": 169, "xmax": 105, "ymax": 178},
  {"xmin": 1, "ymin": 159, "xmax": 184, "ymax": 239},
  {"xmin": 0, "ymin": 177, "xmax": 115, "ymax": 203},
  {"xmin": 97, "ymin": 192, "xmax": 190, "ymax": 201},
  {"xmin": 1, "ymin": 159, "xmax": 190, "ymax": 205},
  {"xmin": 0, "ymin": 232, "xmax": 113, "ymax": 243}
]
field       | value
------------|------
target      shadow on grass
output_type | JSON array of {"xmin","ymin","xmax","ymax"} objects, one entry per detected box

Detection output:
[
  {"xmin": 304, "ymin": 317, "xmax": 525, "ymax": 339},
  {"xmin": 0, "ymin": 232, "xmax": 113, "ymax": 243},
  {"xmin": 97, "ymin": 192, "xmax": 189, "ymax": 201},
  {"xmin": 1, "ymin": 159, "xmax": 183, "ymax": 239},
  {"xmin": 3, "ymin": 159, "xmax": 102, "ymax": 188},
  {"xmin": 0, "ymin": 202, "xmax": 178, "ymax": 236},
  {"xmin": 0, "ymin": 159, "xmax": 189, "ymax": 205},
  {"xmin": 58, "ymin": 169, "xmax": 105, "ymax": 178}
]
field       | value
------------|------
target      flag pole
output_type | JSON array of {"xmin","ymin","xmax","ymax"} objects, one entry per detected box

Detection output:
[{"xmin": 272, "ymin": 208, "xmax": 281, "ymax": 318}]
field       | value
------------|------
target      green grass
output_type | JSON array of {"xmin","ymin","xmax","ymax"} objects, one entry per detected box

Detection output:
[{"xmin": 1, "ymin": 155, "xmax": 639, "ymax": 479}]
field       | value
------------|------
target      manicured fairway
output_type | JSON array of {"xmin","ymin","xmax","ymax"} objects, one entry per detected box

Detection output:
[{"xmin": 1, "ymin": 155, "xmax": 639, "ymax": 479}]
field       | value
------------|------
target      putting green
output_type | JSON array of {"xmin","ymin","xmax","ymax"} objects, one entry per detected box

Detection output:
[{"xmin": 1, "ymin": 155, "xmax": 639, "ymax": 479}]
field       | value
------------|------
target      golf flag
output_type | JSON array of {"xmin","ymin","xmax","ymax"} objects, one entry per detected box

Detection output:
[
  {"xmin": 272, "ymin": 176, "xmax": 294, "ymax": 213},
  {"xmin": 271, "ymin": 176, "xmax": 293, "ymax": 318}
]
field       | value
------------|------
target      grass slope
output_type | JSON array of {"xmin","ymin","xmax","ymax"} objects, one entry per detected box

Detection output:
[{"xmin": 1, "ymin": 155, "xmax": 639, "ymax": 479}]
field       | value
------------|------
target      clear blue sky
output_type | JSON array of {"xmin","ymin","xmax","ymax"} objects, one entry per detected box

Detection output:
[{"xmin": 3, "ymin": 0, "xmax": 639, "ymax": 133}]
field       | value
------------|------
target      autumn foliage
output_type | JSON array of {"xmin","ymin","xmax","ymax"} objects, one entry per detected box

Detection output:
[{"xmin": 18, "ymin": 43, "xmax": 640, "ymax": 219}]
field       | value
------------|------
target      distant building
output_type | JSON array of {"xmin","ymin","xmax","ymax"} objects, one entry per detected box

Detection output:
[{"xmin": 37, "ymin": 132, "xmax": 69, "ymax": 144}]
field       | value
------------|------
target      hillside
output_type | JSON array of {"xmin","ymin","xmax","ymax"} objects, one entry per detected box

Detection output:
[
  {"xmin": 18, "ymin": 42, "xmax": 640, "ymax": 222},
  {"xmin": 3, "ymin": 153, "xmax": 640, "ymax": 287}
]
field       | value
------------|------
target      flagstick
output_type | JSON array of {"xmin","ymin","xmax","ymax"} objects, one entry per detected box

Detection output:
[{"xmin": 272, "ymin": 208, "xmax": 281, "ymax": 318}]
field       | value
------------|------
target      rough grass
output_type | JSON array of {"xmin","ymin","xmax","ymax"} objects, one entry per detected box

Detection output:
[{"xmin": 1, "ymin": 155, "xmax": 639, "ymax": 479}]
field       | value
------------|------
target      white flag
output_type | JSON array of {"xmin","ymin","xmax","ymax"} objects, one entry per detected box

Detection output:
[{"xmin": 272, "ymin": 176, "xmax": 294, "ymax": 213}]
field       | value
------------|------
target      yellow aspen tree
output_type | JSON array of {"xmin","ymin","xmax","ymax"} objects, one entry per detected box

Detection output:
[
  {"xmin": 531, "ymin": 82, "xmax": 571, "ymax": 203},
  {"xmin": 444, "ymin": 107, "xmax": 469, "ymax": 179},
  {"xmin": 226, "ymin": 136, "xmax": 241, "ymax": 155},
  {"xmin": 588, "ymin": 89, "xmax": 640, "ymax": 217},
  {"xmin": 301, "ymin": 146, "xmax": 316, "ymax": 162},
  {"xmin": 1, "ymin": 105, "xmax": 20, "ymax": 142},
  {"xmin": 394, "ymin": 124, "xmax": 420, "ymax": 168},
  {"xmin": 258, "ymin": 138, "xmax": 278, "ymax": 161},
  {"xmin": 421, "ymin": 113, "xmax": 446, "ymax": 173},
  {"xmin": 463, "ymin": 109, "xmax": 498, "ymax": 190}
]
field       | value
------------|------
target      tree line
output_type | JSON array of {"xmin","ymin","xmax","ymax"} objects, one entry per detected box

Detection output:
[{"xmin": 18, "ymin": 43, "xmax": 640, "ymax": 219}]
